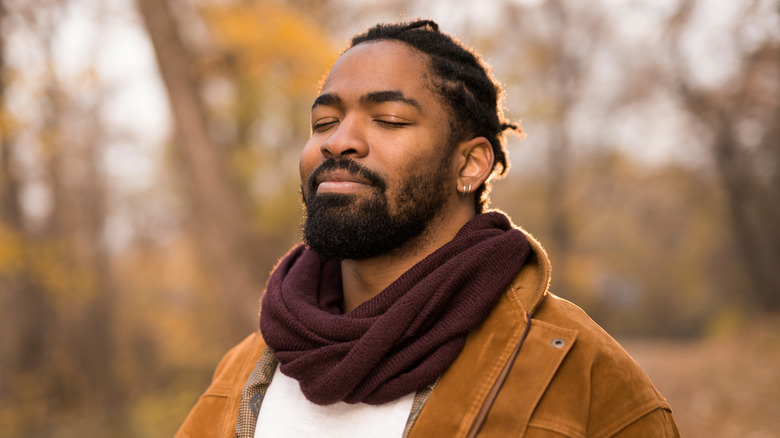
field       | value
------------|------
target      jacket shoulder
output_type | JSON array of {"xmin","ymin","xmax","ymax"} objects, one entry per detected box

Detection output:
[
  {"xmin": 176, "ymin": 331, "xmax": 266, "ymax": 438},
  {"xmin": 528, "ymin": 293, "xmax": 676, "ymax": 437}
]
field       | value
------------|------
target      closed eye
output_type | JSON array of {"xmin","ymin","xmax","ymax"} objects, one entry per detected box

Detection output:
[
  {"xmin": 375, "ymin": 119, "xmax": 412, "ymax": 129},
  {"xmin": 312, "ymin": 120, "xmax": 339, "ymax": 133}
]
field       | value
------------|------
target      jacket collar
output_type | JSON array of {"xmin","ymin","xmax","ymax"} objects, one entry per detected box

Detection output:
[
  {"xmin": 507, "ymin": 226, "xmax": 552, "ymax": 317},
  {"xmin": 409, "ymin": 227, "xmax": 576, "ymax": 438}
]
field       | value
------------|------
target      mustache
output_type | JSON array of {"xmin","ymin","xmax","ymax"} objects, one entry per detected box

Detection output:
[{"xmin": 306, "ymin": 158, "xmax": 387, "ymax": 195}]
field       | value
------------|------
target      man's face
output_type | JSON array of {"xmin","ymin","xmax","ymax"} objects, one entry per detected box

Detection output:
[{"xmin": 299, "ymin": 40, "xmax": 457, "ymax": 261}]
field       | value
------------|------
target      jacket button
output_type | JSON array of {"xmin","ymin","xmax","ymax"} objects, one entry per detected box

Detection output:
[{"xmin": 551, "ymin": 338, "xmax": 566, "ymax": 348}]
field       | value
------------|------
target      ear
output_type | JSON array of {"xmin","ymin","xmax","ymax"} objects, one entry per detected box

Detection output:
[{"xmin": 455, "ymin": 136, "xmax": 494, "ymax": 194}]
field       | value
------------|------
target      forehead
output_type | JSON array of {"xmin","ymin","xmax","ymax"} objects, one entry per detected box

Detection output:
[{"xmin": 320, "ymin": 40, "xmax": 433, "ymax": 100}]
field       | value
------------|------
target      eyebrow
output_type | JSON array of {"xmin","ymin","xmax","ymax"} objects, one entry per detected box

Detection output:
[
  {"xmin": 360, "ymin": 91, "xmax": 422, "ymax": 113},
  {"xmin": 311, "ymin": 93, "xmax": 341, "ymax": 110},
  {"xmin": 311, "ymin": 90, "xmax": 423, "ymax": 113}
]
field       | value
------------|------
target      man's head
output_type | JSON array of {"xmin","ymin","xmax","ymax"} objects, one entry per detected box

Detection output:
[
  {"xmin": 299, "ymin": 20, "xmax": 519, "ymax": 261},
  {"xmin": 349, "ymin": 20, "xmax": 521, "ymax": 211}
]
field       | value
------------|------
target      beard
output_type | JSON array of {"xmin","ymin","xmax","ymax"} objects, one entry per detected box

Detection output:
[{"xmin": 301, "ymin": 157, "xmax": 451, "ymax": 261}]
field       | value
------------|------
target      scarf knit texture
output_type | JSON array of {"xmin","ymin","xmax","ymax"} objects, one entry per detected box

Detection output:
[{"xmin": 259, "ymin": 212, "xmax": 531, "ymax": 405}]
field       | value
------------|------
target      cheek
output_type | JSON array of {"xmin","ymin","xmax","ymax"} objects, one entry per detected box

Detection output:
[
  {"xmin": 299, "ymin": 138, "xmax": 321, "ymax": 186},
  {"xmin": 383, "ymin": 156, "xmax": 429, "ymax": 200}
]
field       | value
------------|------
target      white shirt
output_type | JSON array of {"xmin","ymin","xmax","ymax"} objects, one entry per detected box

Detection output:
[{"xmin": 254, "ymin": 366, "xmax": 415, "ymax": 438}]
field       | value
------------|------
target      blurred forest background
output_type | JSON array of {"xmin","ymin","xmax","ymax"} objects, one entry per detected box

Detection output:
[{"xmin": 0, "ymin": 0, "xmax": 778, "ymax": 436}]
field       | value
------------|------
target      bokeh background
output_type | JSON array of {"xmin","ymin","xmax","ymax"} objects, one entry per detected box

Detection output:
[{"xmin": 0, "ymin": 0, "xmax": 778, "ymax": 436}]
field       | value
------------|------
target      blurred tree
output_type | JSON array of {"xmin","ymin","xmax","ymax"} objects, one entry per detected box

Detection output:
[
  {"xmin": 196, "ymin": 0, "xmax": 336, "ymax": 231},
  {"xmin": 663, "ymin": 0, "xmax": 780, "ymax": 312},
  {"xmin": 484, "ymin": 0, "xmax": 611, "ymax": 300},
  {"xmin": 1, "ymin": 0, "xmax": 124, "ymax": 434},
  {"xmin": 136, "ymin": 0, "xmax": 338, "ymax": 341},
  {"xmin": 137, "ymin": 0, "xmax": 262, "ymax": 341},
  {"xmin": 489, "ymin": 0, "xmax": 779, "ymax": 332}
]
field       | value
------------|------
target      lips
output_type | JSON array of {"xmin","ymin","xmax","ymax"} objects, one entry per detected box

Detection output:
[
  {"xmin": 316, "ymin": 169, "xmax": 372, "ymax": 187},
  {"xmin": 306, "ymin": 158, "xmax": 386, "ymax": 197},
  {"xmin": 315, "ymin": 170, "xmax": 373, "ymax": 194}
]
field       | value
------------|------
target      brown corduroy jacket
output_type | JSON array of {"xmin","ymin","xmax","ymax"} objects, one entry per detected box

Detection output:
[{"xmin": 177, "ymin": 230, "xmax": 679, "ymax": 437}]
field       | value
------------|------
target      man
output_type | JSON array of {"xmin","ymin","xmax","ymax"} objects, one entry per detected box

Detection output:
[{"xmin": 177, "ymin": 20, "xmax": 679, "ymax": 438}]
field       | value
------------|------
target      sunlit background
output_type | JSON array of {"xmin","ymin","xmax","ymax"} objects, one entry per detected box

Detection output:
[{"xmin": 0, "ymin": 0, "xmax": 778, "ymax": 436}]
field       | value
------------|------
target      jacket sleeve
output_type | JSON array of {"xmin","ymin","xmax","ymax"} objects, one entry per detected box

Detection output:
[
  {"xmin": 522, "ymin": 408, "xmax": 679, "ymax": 438},
  {"xmin": 609, "ymin": 407, "xmax": 680, "ymax": 438}
]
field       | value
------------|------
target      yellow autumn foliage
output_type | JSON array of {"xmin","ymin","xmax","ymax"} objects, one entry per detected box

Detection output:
[{"xmin": 201, "ymin": 1, "xmax": 338, "ymax": 96}]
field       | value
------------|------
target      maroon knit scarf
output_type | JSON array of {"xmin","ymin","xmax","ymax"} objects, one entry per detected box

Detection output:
[{"xmin": 259, "ymin": 212, "xmax": 530, "ymax": 405}]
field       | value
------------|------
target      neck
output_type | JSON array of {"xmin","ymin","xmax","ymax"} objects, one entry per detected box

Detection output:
[{"xmin": 340, "ymin": 204, "xmax": 475, "ymax": 313}]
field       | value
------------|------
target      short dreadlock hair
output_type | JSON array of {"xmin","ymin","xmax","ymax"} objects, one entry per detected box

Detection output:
[{"xmin": 348, "ymin": 19, "xmax": 523, "ymax": 212}]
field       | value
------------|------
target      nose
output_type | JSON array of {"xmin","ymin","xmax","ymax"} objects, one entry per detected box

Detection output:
[{"xmin": 320, "ymin": 116, "xmax": 368, "ymax": 159}]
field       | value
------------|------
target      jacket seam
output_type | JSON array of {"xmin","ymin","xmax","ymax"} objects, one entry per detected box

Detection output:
[
  {"xmin": 591, "ymin": 401, "xmax": 669, "ymax": 438},
  {"xmin": 203, "ymin": 382, "xmax": 232, "ymax": 397},
  {"xmin": 465, "ymin": 311, "xmax": 533, "ymax": 438},
  {"xmin": 508, "ymin": 322, "xmax": 578, "ymax": 438},
  {"xmin": 457, "ymin": 291, "xmax": 526, "ymax": 436},
  {"xmin": 526, "ymin": 419, "xmax": 584, "ymax": 438}
]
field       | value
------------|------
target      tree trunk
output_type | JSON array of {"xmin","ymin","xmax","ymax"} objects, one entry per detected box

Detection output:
[
  {"xmin": 712, "ymin": 116, "xmax": 780, "ymax": 311},
  {"xmin": 666, "ymin": 0, "xmax": 780, "ymax": 312},
  {"xmin": 136, "ymin": 0, "xmax": 261, "ymax": 338}
]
